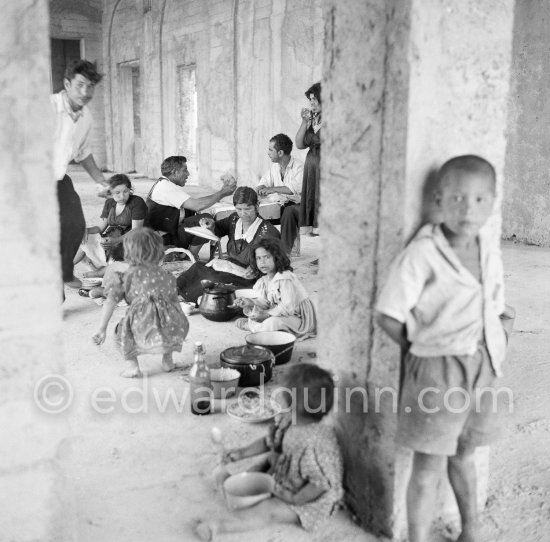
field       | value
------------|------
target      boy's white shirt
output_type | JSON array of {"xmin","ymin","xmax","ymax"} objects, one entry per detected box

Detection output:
[{"xmin": 375, "ymin": 223, "xmax": 507, "ymax": 376}]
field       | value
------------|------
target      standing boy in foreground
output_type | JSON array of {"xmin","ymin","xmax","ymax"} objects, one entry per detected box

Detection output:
[{"xmin": 375, "ymin": 155, "xmax": 515, "ymax": 542}]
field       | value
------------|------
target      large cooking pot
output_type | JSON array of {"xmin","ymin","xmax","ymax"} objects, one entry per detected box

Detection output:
[
  {"xmin": 220, "ymin": 345, "xmax": 275, "ymax": 387},
  {"xmin": 199, "ymin": 283, "xmax": 241, "ymax": 322}
]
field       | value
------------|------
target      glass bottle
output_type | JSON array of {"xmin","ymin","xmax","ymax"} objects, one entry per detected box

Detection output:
[{"xmin": 189, "ymin": 342, "xmax": 212, "ymax": 415}]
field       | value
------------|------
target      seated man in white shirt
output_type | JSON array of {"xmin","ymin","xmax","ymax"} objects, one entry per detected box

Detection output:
[
  {"xmin": 146, "ymin": 156, "xmax": 236, "ymax": 257},
  {"xmin": 257, "ymin": 134, "xmax": 304, "ymax": 255}
]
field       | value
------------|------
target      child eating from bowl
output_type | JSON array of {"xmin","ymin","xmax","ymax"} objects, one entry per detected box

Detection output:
[
  {"xmin": 192, "ymin": 363, "xmax": 343, "ymax": 540},
  {"xmin": 232, "ymin": 237, "xmax": 316, "ymax": 338}
]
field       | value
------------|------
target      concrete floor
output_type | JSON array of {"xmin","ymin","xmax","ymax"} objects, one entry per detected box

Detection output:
[{"xmin": 60, "ymin": 166, "xmax": 550, "ymax": 541}]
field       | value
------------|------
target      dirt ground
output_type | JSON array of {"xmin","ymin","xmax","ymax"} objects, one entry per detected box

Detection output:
[{"xmin": 60, "ymin": 167, "xmax": 550, "ymax": 541}]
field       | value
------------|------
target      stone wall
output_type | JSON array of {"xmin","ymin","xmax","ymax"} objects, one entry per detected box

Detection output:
[
  {"xmin": 320, "ymin": 0, "xmax": 515, "ymax": 538},
  {"xmin": 503, "ymin": 0, "xmax": 550, "ymax": 246},
  {"xmin": 0, "ymin": 0, "xmax": 73, "ymax": 539},
  {"xmin": 103, "ymin": 0, "xmax": 322, "ymax": 183},
  {"xmin": 50, "ymin": 0, "xmax": 106, "ymax": 169}
]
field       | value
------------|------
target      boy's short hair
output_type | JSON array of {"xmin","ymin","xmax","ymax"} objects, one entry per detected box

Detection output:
[
  {"xmin": 438, "ymin": 155, "xmax": 496, "ymax": 190},
  {"xmin": 161, "ymin": 156, "xmax": 187, "ymax": 178},
  {"xmin": 270, "ymin": 134, "xmax": 293, "ymax": 155},
  {"xmin": 64, "ymin": 60, "xmax": 103, "ymax": 85},
  {"xmin": 281, "ymin": 363, "xmax": 335, "ymax": 421}
]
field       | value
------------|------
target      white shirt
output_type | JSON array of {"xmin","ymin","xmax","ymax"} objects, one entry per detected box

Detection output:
[
  {"xmin": 51, "ymin": 92, "xmax": 93, "ymax": 181},
  {"xmin": 375, "ymin": 223, "xmax": 507, "ymax": 375},
  {"xmin": 259, "ymin": 156, "xmax": 304, "ymax": 197},
  {"xmin": 149, "ymin": 177, "xmax": 190, "ymax": 208}
]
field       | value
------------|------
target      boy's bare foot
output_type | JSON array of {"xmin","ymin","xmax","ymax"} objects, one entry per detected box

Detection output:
[
  {"xmin": 192, "ymin": 519, "xmax": 216, "ymax": 542},
  {"xmin": 120, "ymin": 362, "xmax": 142, "ymax": 378}
]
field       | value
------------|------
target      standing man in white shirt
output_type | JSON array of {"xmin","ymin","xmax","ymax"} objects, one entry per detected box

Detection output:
[
  {"xmin": 146, "ymin": 156, "xmax": 237, "ymax": 256},
  {"xmin": 257, "ymin": 134, "xmax": 303, "ymax": 254},
  {"xmin": 52, "ymin": 60, "xmax": 109, "ymax": 290}
]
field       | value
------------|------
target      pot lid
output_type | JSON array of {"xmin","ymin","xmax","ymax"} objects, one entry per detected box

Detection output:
[
  {"xmin": 220, "ymin": 345, "xmax": 274, "ymax": 365},
  {"xmin": 205, "ymin": 284, "xmax": 236, "ymax": 294}
]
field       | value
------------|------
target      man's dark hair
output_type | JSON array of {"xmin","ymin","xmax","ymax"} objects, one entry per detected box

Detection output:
[
  {"xmin": 270, "ymin": 134, "xmax": 293, "ymax": 155},
  {"xmin": 64, "ymin": 60, "xmax": 103, "ymax": 85},
  {"xmin": 161, "ymin": 156, "xmax": 187, "ymax": 178}
]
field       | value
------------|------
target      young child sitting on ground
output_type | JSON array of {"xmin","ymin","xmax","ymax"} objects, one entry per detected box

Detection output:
[
  {"xmin": 75, "ymin": 174, "xmax": 147, "ymax": 281},
  {"xmin": 375, "ymin": 155, "xmax": 515, "ymax": 542},
  {"xmin": 233, "ymin": 237, "xmax": 316, "ymax": 338},
  {"xmin": 92, "ymin": 228, "xmax": 189, "ymax": 377},
  {"xmin": 193, "ymin": 363, "xmax": 343, "ymax": 540}
]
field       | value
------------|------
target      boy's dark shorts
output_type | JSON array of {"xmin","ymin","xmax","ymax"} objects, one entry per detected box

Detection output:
[{"xmin": 397, "ymin": 344, "xmax": 509, "ymax": 456}]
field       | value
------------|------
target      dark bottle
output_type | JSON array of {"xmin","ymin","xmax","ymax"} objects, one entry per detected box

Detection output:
[{"xmin": 189, "ymin": 342, "xmax": 212, "ymax": 415}]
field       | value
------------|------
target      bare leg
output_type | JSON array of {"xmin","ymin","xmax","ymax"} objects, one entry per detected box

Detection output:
[
  {"xmin": 161, "ymin": 351, "xmax": 175, "ymax": 372},
  {"xmin": 121, "ymin": 356, "xmax": 141, "ymax": 378},
  {"xmin": 407, "ymin": 452, "xmax": 446, "ymax": 542},
  {"xmin": 73, "ymin": 248, "xmax": 86, "ymax": 266},
  {"xmin": 83, "ymin": 266, "xmax": 106, "ymax": 278},
  {"xmin": 448, "ymin": 445, "xmax": 479, "ymax": 542},
  {"xmin": 193, "ymin": 497, "xmax": 298, "ymax": 540}
]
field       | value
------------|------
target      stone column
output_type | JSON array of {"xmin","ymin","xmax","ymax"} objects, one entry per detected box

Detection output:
[
  {"xmin": 503, "ymin": 0, "xmax": 550, "ymax": 246},
  {"xmin": 0, "ymin": 0, "xmax": 74, "ymax": 539},
  {"xmin": 320, "ymin": 0, "xmax": 515, "ymax": 538}
]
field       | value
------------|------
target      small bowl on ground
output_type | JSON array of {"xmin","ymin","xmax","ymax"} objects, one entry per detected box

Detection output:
[
  {"xmin": 223, "ymin": 472, "xmax": 274, "ymax": 509},
  {"xmin": 210, "ymin": 367, "xmax": 241, "ymax": 399},
  {"xmin": 179, "ymin": 301, "xmax": 197, "ymax": 316},
  {"xmin": 245, "ymin": 331, "xmax": 296, "ymax": 365}
]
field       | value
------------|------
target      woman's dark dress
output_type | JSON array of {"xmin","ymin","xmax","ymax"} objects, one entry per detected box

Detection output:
[
  {"xmin": 299, "ymin": 126, "xmax": 321, "ymax": 229},
  {"xmin": 100, "ymin": 195, "xmax": 147, "ymax": 260},
  {"xmin": 176, "ymin": 213, "xmax": 280, "ymax": 303}
]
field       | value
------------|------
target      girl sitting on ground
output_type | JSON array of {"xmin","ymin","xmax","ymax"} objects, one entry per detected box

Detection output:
[
  {"xmin": 193, "ymin": 363, "xmax": 343, "ymax": 540},
  {"xmin": 233, "ymin": 237, "xmax": 316, "ymax": 338},
  {"xmin": 76, "ymin": 174, "xmax": 146, "ymax": 297},
  {"xmin": 92, "ymin": 228, "xmax": 188, "ymax": 378}
]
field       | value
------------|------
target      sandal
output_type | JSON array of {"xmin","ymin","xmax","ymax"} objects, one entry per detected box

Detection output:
[{"xmin": 78, "ymin": 288, "xmax": 91, "ymax": 298}]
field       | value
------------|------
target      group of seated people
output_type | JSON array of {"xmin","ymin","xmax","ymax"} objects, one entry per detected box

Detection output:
[{"xmin": 78, "ymin": 134, "xmax": 315, "ymax": 337}]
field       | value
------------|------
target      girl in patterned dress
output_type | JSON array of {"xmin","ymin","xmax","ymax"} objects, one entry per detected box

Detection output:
[
  {"xmin": 92, "ymin": 228, "xmax": 189, "ymax": 378},
  {"xmin": 193, "ymin": 364, "xmax": 343, "ymax": 540}
]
